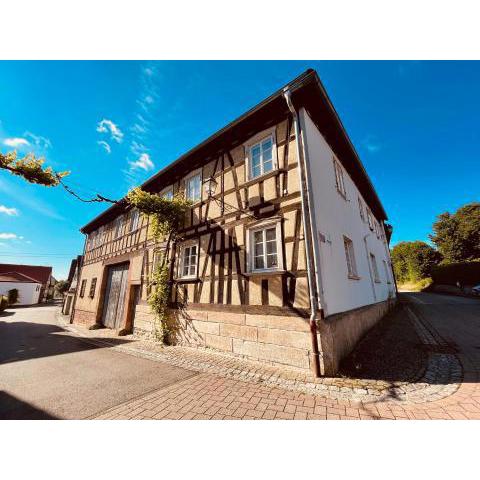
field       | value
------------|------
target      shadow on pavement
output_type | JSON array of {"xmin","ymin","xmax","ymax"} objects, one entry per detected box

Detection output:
[
  {"xmin": 339, "ymin": 303, "xmax": 442, "ymax": 385},
  {"xmin": 0, "ymin": 391, "xmax": 58, "ymax": 420},
  {"xmin": 0, "ymin": 320, "xmax": 134, "ymax": 365}
]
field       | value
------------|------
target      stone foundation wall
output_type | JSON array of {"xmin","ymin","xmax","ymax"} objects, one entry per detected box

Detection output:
[
  {"xmin": 317, "ymin": 298, "xmax": 396, "ymax": 376},
  {"xmin": 132, "ymin": 303, "xmax": 157, "ymax": 339},
  {"xmin": 129, "ymin": 300, "xmax": 396, "ymax": 376},
  {"xmin": 168, "ymin": 308, "xmax": 314, "ymax": 371},
  {"xmin": 72, "ymin": 308, "xmax": 97, "ymax": 327}
]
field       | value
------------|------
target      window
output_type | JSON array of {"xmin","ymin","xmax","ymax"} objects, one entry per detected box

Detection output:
[
  {"xmin": 94, "ymin": 226, "xmax": 104, "ymax": 247},
  {"xmin": 248, "ymin": 222, "xmax": 282, "ymax": 271},
  {"xmin": 88, "ymin": 232, "xmax": 96, "ymax": 250},
  {"xmin": 383, "ymin": 260, "xmax": 391, "ymax": 284},
  {"xmin": 89, "ymin": 278, "xmax": 97, "ymax": 298},
  {"xmin": 248, "ymin": 136, "xmax": 275, "ymax": 180},
  {"xmin": 180, "ymin": 244, "xmax": 198, "ymax": 278},
  {"xmin": 333, "ymin": 156, "xmax": 346, "ymax": 197},
  {"xmin": 79, "ymin": 279, "xmax": 87, "ymax": 298},
  {"xmin": 185, "ymin": 172, "xmax": 201, "ymax": 202},
  {"xmin": 366, "ymin": 210, "xmax": 374, "ymax": 231},
  {"xmin": 162, "ymin": 187, "xmax": 174, "ymax": 200},
  {"xmin": 113, "ymin": 216, "xmax": 124, "ymax": 239},
  {"xmin": 343, "ymin": 236, "xmax": 359, "ymax": 279},
  {"xmin": 370, "ymin": 253, "xmax": 380, "ymax": 283},
  {"xmin": 358, "ymin": 197, "xmax": 365, "ymax": 222},
  {"xmin": 129, "ymin": 209, "xmax": 140, "ymax": 232}
]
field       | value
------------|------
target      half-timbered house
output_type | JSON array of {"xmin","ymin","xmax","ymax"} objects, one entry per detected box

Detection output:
[{"xmin": 73, "ymin": 69, "xmax": 396, "ymax": 376}]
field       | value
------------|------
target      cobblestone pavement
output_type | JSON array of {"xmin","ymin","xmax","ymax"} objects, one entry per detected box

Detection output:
[{"xmin": 60, "ymin": 292, "xmax": 480, "ymax": 420}]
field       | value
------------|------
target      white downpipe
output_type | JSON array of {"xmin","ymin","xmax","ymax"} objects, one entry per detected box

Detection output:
[{"xmin": 283, "ymin": 87, "xmax": 321, "ymax": 377}]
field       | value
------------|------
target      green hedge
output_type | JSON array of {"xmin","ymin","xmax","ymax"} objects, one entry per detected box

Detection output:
[
  {"xmin": 431, "ymin": 261, "xmax": 480, "ymax": 286},
  {"xmin": 0, "ymin": 295, "xmax": 8, "ymax": 312}
]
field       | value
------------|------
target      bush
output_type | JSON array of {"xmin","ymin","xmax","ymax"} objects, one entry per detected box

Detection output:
[
  {"xmin": 0, "ymin": 295, "xmax": 8, "ymax": 312},
  {"xmin": 431, "ymin": 261, "xmax": 480, "ymax": 286}
]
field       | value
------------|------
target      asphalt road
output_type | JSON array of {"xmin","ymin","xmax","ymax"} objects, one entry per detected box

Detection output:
[
  {"xmin": 0, "ymin": 305, "xmax": 196, "ymax": 419},
  {"xmin": 401, "ymin": 291, "xmax": 480, "ymax": 378}
]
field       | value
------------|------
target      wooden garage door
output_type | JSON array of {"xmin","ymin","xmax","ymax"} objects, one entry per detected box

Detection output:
[{"xmin": 102, "ymin": 263, "xmax": 129, "ymax": 329}]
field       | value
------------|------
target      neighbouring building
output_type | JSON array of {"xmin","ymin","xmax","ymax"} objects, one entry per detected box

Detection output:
[
  {"xmin": 0, "ymin": 264, "xmax": 53, "ymax": 303},
  {"xmin": 62, "ymin": 255, "xmax": 83, "ymax": 317},
  {"xmin": 73, "ymin": 69, "xmax": 396, "ymax": 376},
  {"xmin": 0, "ymin": 272, "xmax": 42, "ymax": 305}
]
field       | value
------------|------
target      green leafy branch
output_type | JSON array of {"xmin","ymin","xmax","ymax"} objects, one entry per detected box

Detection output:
[
  {"xmin": 0, "ymin": 151, "xmax": 69, "ymax": 186},
  {"xmin": 126, "ymin": 187, "xmax": 191, "ymax": 341}
]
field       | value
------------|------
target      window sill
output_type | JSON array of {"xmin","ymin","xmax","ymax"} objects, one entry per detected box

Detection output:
[
  {"xmin": 244, "ymin": 168, "xmax": 286, "ymax": 188},
  {"xmin": 244, "ymin": 270, "xmax": 286, "ymax": 277},
  {"xmin": 173, "ymin": 277, "xmax": 200, "ymax": 284},
  {"xmin": 348, "ymin": 275, "xmax": 361, "ymax": 281}
]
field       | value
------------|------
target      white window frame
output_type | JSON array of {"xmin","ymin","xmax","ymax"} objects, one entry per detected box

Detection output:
[
  {"xmin": 129, "ymin": 209, "xmax": 140, "ymax": 232},
  {"xmin": 88, "ymin": 232, "xmax": 96, "ymax": 251},
  {"xmin": 343, "ymin": 236, "xmax": 359, "ymax": 279},
  {"xmin": 358, "ymin": 196, "xmax": 365, "ymax": 222},
  {"xmin": 113, "ymin": 215, "xmax": 124, "ymax": 239},
  {"xmin": 333, "ymin": 155, "xmax": 347, "ymax": 198},
  {"xmin": 247, "ymin": 220, "xmax": 283, "ymax": 273},
  {"xmin": 185, "ymin": 169, "xmax": 202, "ymax": 203},
  {"xmin": 95, "ymin": 226, "xmax": 104, "ymax": 247},
  {"xmin": 367, "ymin": 209, "xmax": 374, "ymax": 231},
  {"xmin": 370, "ymin": 253, "xmax": 380, "ymax": 283},
  {"xmin": 161, "ymin": 185, "xmax": 174, "ymax": 200},
  {"xmin": 383, "ymin": 259, "xmax": 391, "ymax": 284},
  {"xmin": 179, "ymin": 242, "xmax": 199, "ymax": 279},
  {"xmin": 244, "ymin": 127, "xmax": 278, "ymax": 181}
]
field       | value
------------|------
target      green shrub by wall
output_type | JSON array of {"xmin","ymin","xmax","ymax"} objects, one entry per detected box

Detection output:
[
  {"xmin": 0, "ymin": 295, "xmax": 8, "ymax": 312},
  {"xmin": 431, "ymin": 261, "xmax": 480, "ymax": 286}
]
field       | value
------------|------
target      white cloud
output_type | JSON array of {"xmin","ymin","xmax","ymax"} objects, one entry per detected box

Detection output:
[
  {"xmin": 97, "ymin": 140, "xmax": 111, "ymax": 154},
  {"xmin": 0, "ymin": 233, "xmax": 18, "ymax": 239},
  {"xmin": 96, "ymin": 119, "xmax": 124, "ymax": 143},
  {"xmin": 130, "ymin": 140, "xmax": 148, "ymax": 156},
  {"xmin": 131, "ymin": 123, "xmax": 147, "ymax": 135},
  {"xmin": 129, "ymin": 153, "xmax": 154, "ymax": 172},
  {"xmin": 3, "ymin": 137, "xmax": 30, "ymax": 148},
  {"xmin": 24, "ymin": 131, "xmax": 52, "ymax": 149},
  {"xmin": 0, "ymin": 205, "xmax": 19, "ymax": 216},
  {"xmin": 363, "ymin": 135, "xmax": 382, "ymax": 153}
]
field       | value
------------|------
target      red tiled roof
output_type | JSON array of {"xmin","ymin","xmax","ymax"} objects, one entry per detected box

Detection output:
[
  {"xmin": 0, "ymin": 264, "xmax": 52, "ymax": 285},
  {"xmin": 0, "ymin": 272, "xmax": 40, "ymax": 283}
]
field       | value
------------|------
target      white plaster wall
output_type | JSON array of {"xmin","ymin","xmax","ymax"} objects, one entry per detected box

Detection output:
[
  {"xmin": 300, "ymin": 108, "xmax": 395, "ymax": 316},
  {"xmin": 0, "ymin": 281, "xmax": 41, "ymax": 305}
]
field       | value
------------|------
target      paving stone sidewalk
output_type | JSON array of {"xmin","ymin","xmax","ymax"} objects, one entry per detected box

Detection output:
[
  {"xmin": 57, "ymin": 305, "xmax": 462, "ymax": 406},
  {"xmin": 57, "ymin": 300, "xmax": 480, "ymax": 419}
]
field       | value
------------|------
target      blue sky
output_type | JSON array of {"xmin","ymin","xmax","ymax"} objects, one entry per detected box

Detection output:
[{"xmin": 0, "ymin": 61, "xmax": 478, "ymax": 279}]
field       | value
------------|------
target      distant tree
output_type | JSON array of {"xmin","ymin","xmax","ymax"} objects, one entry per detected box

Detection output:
[
  {"xmin": 391, "ymin": 241, "xmax": 442, "ymax": 284},
  {"xmin": 55, "ymin": 280, "xmax": 70, "ymax": 295},
  {"xmin": 0, "ymin": 151, "xmax": 69, "ymax": 186},
  {"xmin": 430, "ymin": 202, "xmax": 480, "ymax": 263}
]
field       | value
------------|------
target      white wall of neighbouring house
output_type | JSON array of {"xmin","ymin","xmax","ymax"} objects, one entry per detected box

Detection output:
[
  {"xmin": 300, "ymin": 108, "xmax": 396, "ymax": 317},
  {"xmin": 0, "ymin": 281, "xmax": 42, "ymax": 305}
]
